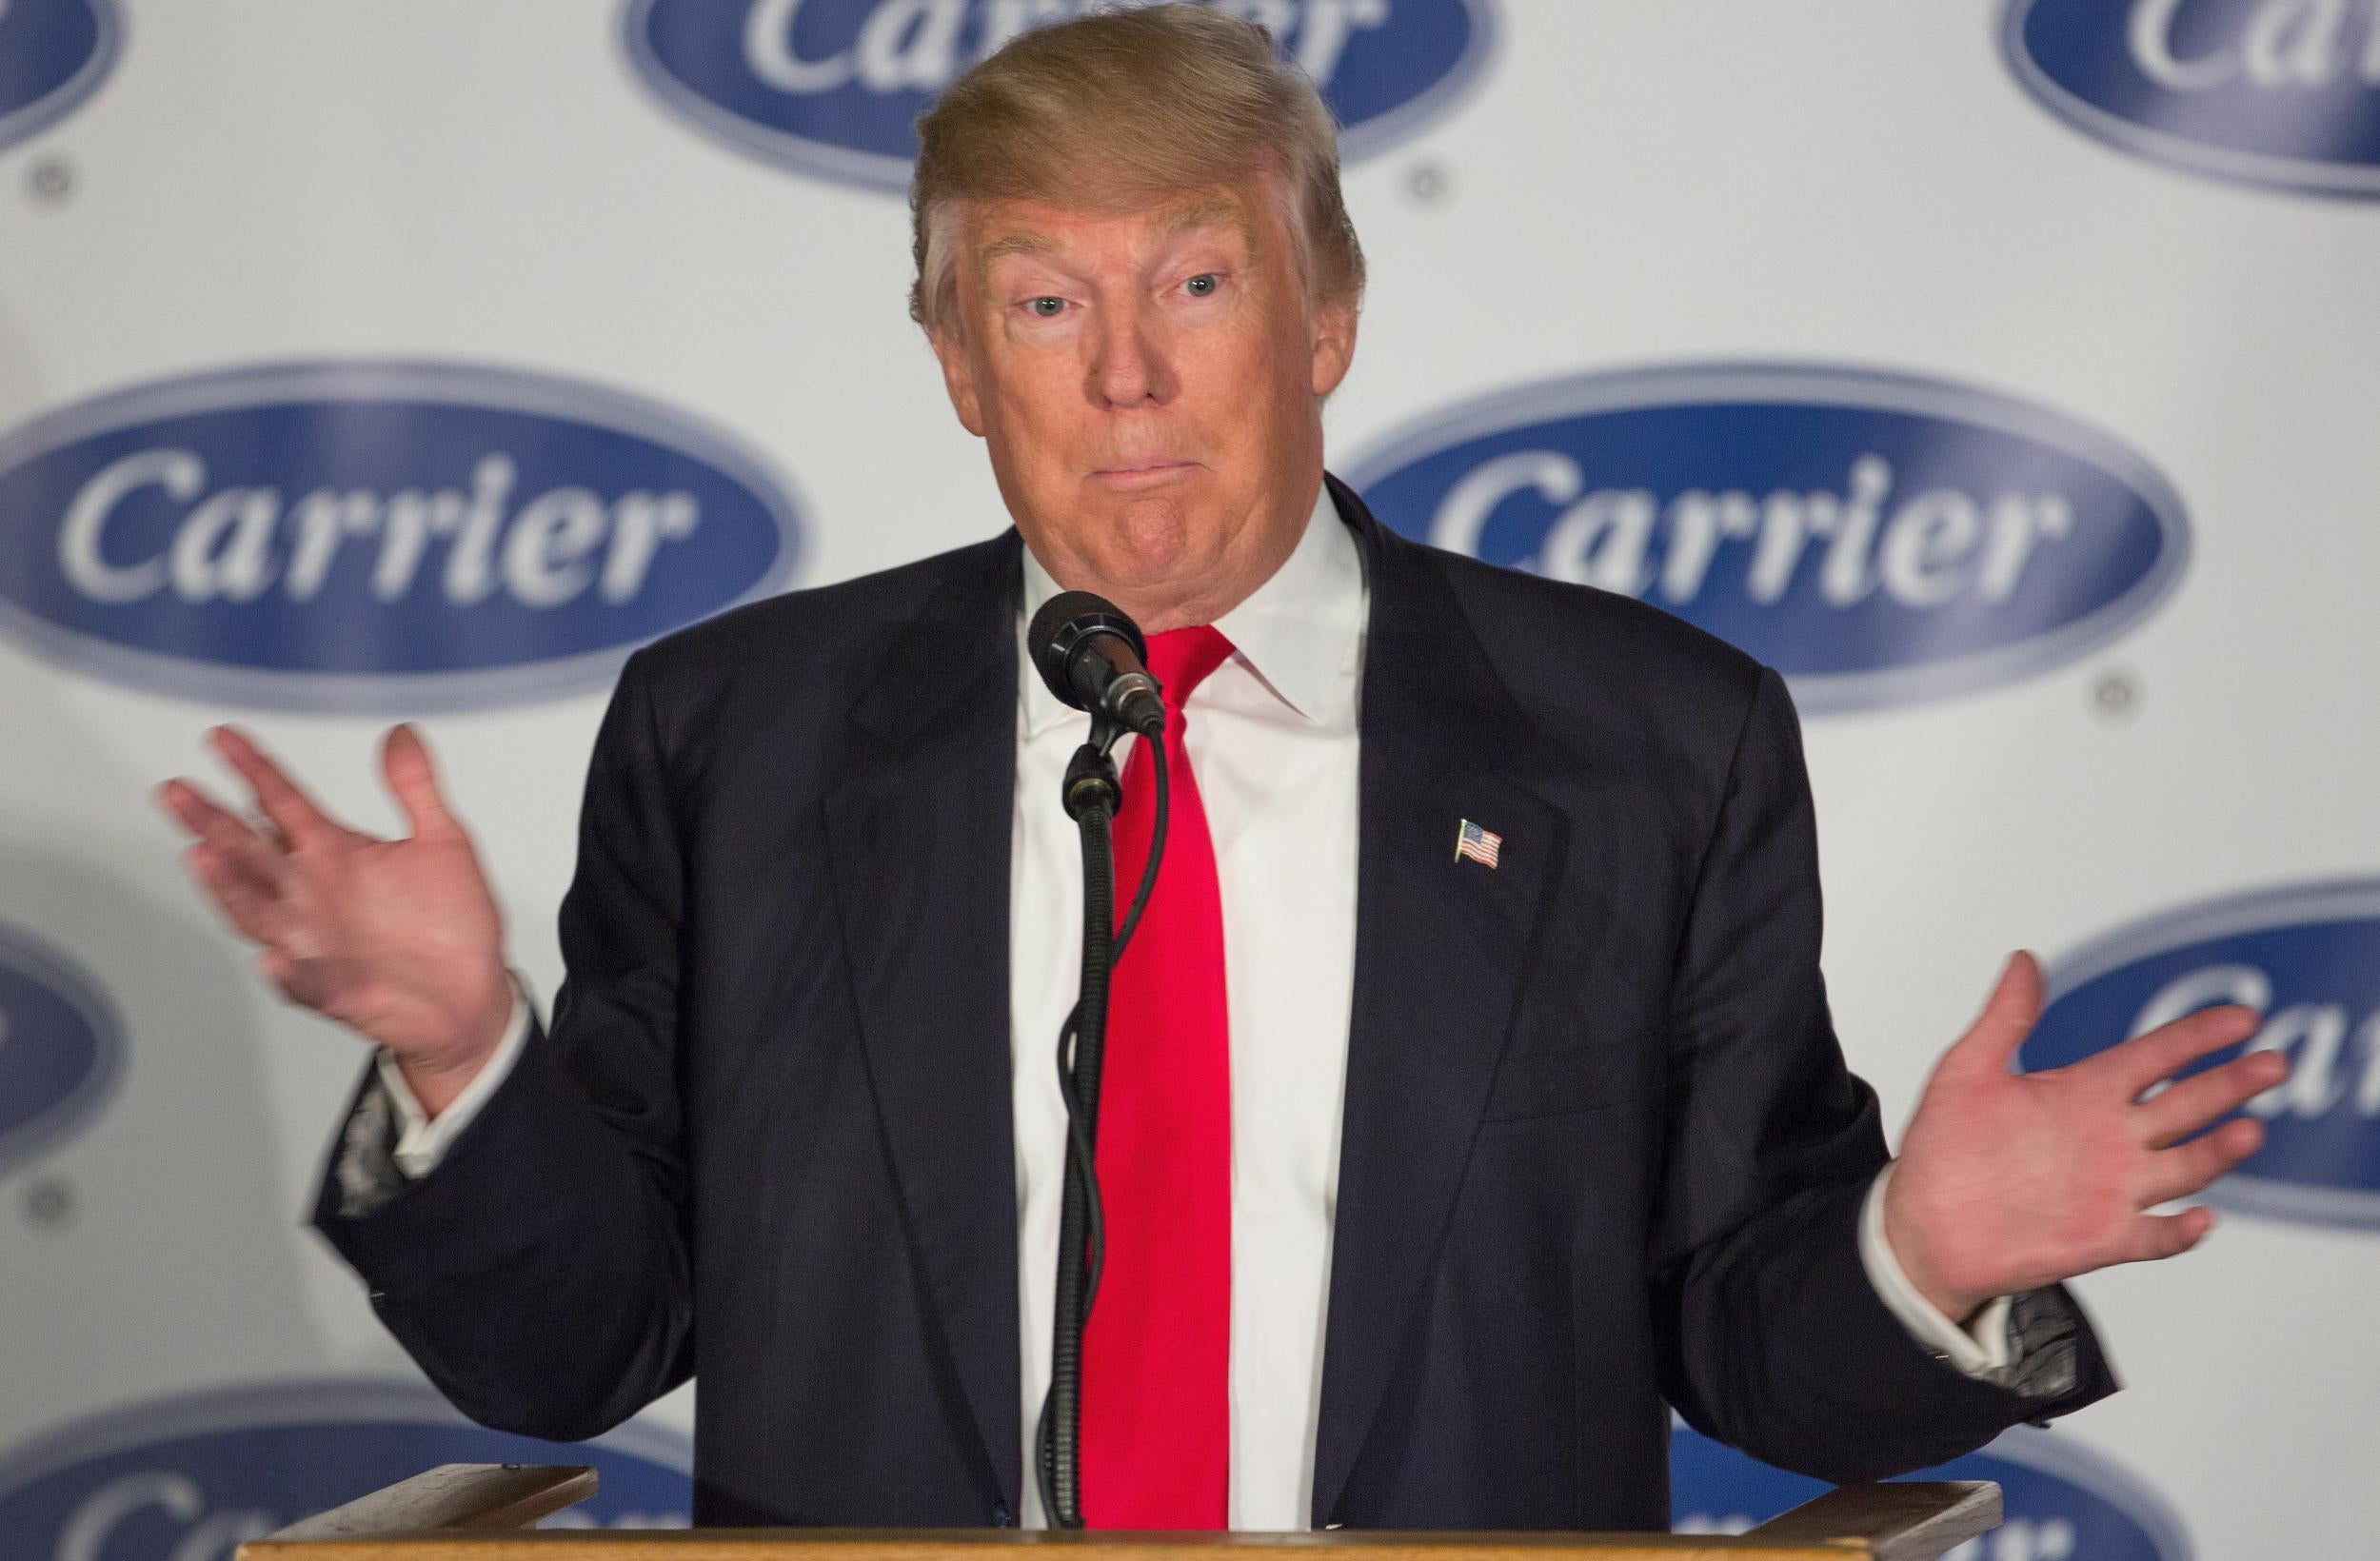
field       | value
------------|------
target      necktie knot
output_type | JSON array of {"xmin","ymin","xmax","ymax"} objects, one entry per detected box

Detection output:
[{"xmin": 1145, "ymin": 625, "xmax": 1234, "ymax": 732}]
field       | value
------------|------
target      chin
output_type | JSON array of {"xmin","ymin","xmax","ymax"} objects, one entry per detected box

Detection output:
[{"xmin": 1095, "ymin": 493, "xmax": 1215, "ymax": 583}]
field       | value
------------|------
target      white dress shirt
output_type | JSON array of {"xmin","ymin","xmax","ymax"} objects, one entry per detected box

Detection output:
[
  {"xmin": 1010, "ymin": 484, "xmax": 1365, "ymax": 1527},
  {"xmin": 376, "ymin": 482, "xmax": 2012, "ymax": 1530}
]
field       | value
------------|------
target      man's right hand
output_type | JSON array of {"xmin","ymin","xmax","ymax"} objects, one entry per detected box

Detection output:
[{"xmin": 158, "ymin": 723, "xmax": 512, "ymax": 1117}]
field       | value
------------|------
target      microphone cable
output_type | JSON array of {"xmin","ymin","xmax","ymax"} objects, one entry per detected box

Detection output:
[{"xmin": 1036, "ymin": 731, "xmax": 1169, "ymax": 1530}]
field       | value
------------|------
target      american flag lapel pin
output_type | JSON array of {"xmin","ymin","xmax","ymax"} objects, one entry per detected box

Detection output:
[{"xmin": 1455, "ymin": 818, "xmax": 1502, "ymax": 869}]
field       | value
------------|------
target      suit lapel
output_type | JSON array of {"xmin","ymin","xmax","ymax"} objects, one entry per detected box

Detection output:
[
  {"xmin": 1312, "ymin": 483, "xmax": 1567, "ymax": 1526},
  {"xmin": 823, "ymin": 531, "xmax": 1024, "ymax": 1515}
]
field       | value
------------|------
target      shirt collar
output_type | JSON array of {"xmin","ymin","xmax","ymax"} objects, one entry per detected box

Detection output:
[{"xmin": 1018, "ymin": 481, "xmax": 1366, "ymax": 739}]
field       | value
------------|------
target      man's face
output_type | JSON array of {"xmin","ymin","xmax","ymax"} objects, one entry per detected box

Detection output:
[{"xmin": 930, "ymin": 177, "xmax": 1357, "ymax": 630}]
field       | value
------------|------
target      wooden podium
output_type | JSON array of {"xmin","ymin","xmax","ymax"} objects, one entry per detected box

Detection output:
[{"xmin": 237, "ymin": 1465, "xmax": 2000, "ymax": 1561}]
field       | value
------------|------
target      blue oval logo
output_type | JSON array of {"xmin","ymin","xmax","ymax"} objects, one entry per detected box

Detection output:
[
  {"xmin": 0, "ymin": 362, "xmax": 804, "ymax": 712},
  {"xmin": 0, "ymin": 920, "xmax": 123, "ymax": 1176},
  {"xmin": 0, "ymin": 1379, "xmax": 693, "ymax": 1553},
  {"xmin": 2003, "ymin": 0, "xmax": 2380, "ymax": 197},
  {"xmin": 1671, "ymin": 1422, "xmax": 2192, "ymax": 1560},
  {"xmin": 0, "ymin": 0, "xmax": 121, "ymax": 153},
  {"xmin": 2026, "ymin": 879, "xmax": 2380, "ymax": 1229},
  {"xmin": 623, "ymin": 0, "xmax": 1499, "ymax": 191},
  {"xmin": 1344, "ymin": 363, "xmax": 2190, "ymax": 713}
]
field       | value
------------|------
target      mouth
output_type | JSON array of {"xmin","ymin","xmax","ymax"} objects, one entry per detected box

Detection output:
[{"xmin": 1088, "ymin": 460, "xmax": 1200, "ymax": 486}]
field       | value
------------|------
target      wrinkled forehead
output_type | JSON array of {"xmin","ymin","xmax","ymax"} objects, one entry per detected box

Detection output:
[{"xmin": 962, "ymin": 184, "xmax": 1272, "ymax": 272}]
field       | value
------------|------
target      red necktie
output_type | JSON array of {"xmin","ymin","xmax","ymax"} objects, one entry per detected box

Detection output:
[{"xmin": 1081, "ymin": 625, "xmax": 1236, "ymax": 1529}]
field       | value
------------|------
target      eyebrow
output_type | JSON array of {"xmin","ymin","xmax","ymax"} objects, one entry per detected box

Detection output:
[{"xmin": 979, "ymin": 230, "xmax": 1056, "ymax": 265}]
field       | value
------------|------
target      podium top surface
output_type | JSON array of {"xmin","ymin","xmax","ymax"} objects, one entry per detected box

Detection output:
[
  {"xmin": 241, "ymin": 1465, "xmax": 1998, "ymax": 1561},
  {"xmin": 246, "ymin": 1536, "xmax": 1874, "ymax": 1560}
]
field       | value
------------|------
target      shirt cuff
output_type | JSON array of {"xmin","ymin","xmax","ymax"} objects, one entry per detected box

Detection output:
[
  {"xmin": 375, "ymin": 978, "xmax": 533, "ymax": 1180},
  {"xmin": 1859, "ymin": 1161, "xmax": 2013, "ymax": 1377}
]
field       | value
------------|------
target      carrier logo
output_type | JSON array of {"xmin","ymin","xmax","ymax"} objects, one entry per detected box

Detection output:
[
  {"xmin": 0, "ymin": 921, "xmax": 122, "ymax": 1176},
  {"xmin": 0, "ymin": 1380, "xmax": 692, "ymax": 1555},
  {"xmin": 0, "ymin": 0, "xmax": 122, "ymax": 153},
  {"xmin": 1345, "ymin": 363, "xmax": 2190, "ymax": 714},
  {"xmin": 2003, "ymin": 0, "xmax": 2380, "ymax": 197},
  {"xmin": 0, "ymin": 362, "xmax": 803, "ymax": 712},
  {"xmin": 1672, "ymin": 1423, "xmax": 2191, "ymax": 1560},
  {"xmin": 2025, "ymin": 879, "xmax": 2380, "ymax": 1230},
  {"xmin": 624, "ymin": 0, "xmax": 1498, "ymax": 191}
]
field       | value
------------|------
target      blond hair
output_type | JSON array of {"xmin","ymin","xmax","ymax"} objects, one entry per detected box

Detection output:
[{"xmin": 907, "ymin": 4, "xmax": 1366, "ymax": 334}]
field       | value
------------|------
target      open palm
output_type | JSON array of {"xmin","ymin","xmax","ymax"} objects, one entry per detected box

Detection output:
[
  {"xmin": 1883, "ymin": 952, "xmax": 2287, "ymax": 1321},
  {"xmin": 159, "ymin": 724, "xmax": 512, "ymax": 1110}
]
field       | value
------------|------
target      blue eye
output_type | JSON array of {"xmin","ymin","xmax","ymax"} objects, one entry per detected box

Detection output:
[
  {"xmin": 1184, "ymin": 274, "xmax": 1220, "ymax": 297},
  {"xmin": 1028, "ymin": 297, "xmax": 1065, "ymax": 318}
]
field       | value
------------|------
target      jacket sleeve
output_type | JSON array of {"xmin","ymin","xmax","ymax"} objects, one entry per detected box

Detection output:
[
  {"xmin": 1646, "ymin": 665, "xmax": 2116, "ymax": 1482},
  {"xmin": 312, "ymin": 646, "xmax": 695, "ymax": 1441}
]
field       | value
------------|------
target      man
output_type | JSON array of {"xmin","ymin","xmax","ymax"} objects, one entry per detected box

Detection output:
[{"xmin": 158, "ymin": 6, "xmax": 2283, "ymax": 1534}]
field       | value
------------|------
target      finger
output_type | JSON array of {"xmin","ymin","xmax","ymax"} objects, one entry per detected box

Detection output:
[
  {"xmin": 209, "ymin": 725, "xmax": 339, "ymax": 847},
  {"xmin": 163, "ymin": 782, "xmax": 297, "ymax": 910},
  {"xmin": 1947, "ymin": 951, "xmax": 2044, "ymax": 1076},
  {"xmin": 186, "ymin": 821, "xmax": 283, "ymax": 903},
  {"xmin": 2139, "ymin": 1116, "xmax": 2264, "ymax": 1206},
  {"xmin": 2090, "ymin": 1003, "xmax": 2263, "ymax": 1097},
  {"xmin": 255, "ymin": 947, "xmax": 346, "ymax": 1013},
  {"xmin": 254, "ymin": 947, "xmax": 300, "ymax": 1003},
  {"xmin": 160, "ymin": 779, "xmax": 286, "ymax": 871},
  {"xmin": 185, "ymin": 841, "xmax": 290, "ymax": 945},
  {"xmin": 275, "ymin": 951, "xmax": 347, "ymax": 1016},
  {"xmin": 156, "ymin": 777, "xmax": 267, "ymax": 849},
  {"xmin": 2137, "ymin": 1049, "xmax": 2290, "ymax": 1147},
  {"xmin": 2117, "ymin": 1206, "xmax": 2215, "ymax": 1265},
  {"xmin": 381, "ymin": 724, "xmax": 455, "ymax": 840}
]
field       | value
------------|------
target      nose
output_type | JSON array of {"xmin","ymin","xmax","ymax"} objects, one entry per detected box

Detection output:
[{"xmin": 1088, "ymin": 300, "xmax": 1177, "ymax": 409}]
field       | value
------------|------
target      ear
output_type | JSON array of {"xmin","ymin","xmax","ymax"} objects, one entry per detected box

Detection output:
[
  {"xmin": 929, "ymin": 322, "xmax": 987, "ymax": 439},
  {"xmin": 1309, "ymin": 298, "xmax": 1358, "ymax": 399}
]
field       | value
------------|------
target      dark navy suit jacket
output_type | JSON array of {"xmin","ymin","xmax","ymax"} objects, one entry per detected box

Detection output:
[{"xmin": 315, "ymin": 479, "xmax": 2113, "ymax": 1530}]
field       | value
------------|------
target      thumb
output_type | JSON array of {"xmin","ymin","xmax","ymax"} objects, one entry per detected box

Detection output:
[
  {"xmin": 381, "ymin": 723, "xmax": 454, "ymax": 839},
  {"xmin": 1950, "ymin": 950, "xmax": 2044, "ymax": 1077}
]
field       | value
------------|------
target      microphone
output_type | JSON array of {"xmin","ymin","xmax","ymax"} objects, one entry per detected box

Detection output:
[{"xmin": 1027, "ymin": 590, "xmax": 1166, "ymax": 739}]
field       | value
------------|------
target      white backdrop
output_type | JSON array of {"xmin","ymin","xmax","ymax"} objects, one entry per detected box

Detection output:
[{"xmin": 3, "ymin": 3, "xmax": 2375, "ymax": 1557}]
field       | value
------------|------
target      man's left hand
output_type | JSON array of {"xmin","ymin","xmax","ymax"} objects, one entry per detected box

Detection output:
[{"xmin": 1882, "ymin": 951, "xmax": 2289, "ymax": 1325}]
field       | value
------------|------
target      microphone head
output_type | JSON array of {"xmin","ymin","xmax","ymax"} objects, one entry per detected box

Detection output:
[{"xmin": 1027, "ymin": 590, "xmax": 1150, "ymax": 713}]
